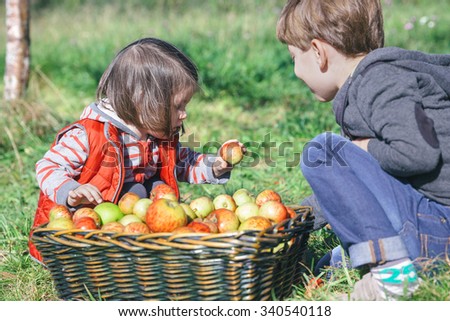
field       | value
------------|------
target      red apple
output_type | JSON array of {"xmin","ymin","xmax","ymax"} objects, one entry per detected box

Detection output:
[
  {"xmin": 72, "ymin": 207, "xmax": 102, "ymax": 227},
  {"xmin": 119, "ymin": 214, "xmax": 142, "ymax": 226},
  {"xmin": 123, "ymin": 222, "xmax": 150, "ymax": 234},
  {"xmin": 101, "ymin": 222, "xmax": 125, "ymax": 233},
  {"xmin": 187, "ymin": 221, "xmax": 212, "ymax": 233},
  {"xmin": 235, "ymin": 202, "xmax": 260, "ymax": 223},
  {"xmin": 255, "ymin": 189, "xmax": 282, "ymax": 206},
  {"xmin": 205, "ymin": 208, "xmax": 240, "ymax": 233},
  {"xmin": 238, "ymin": 216, "xmax": 272, "ymax": 231},
  {"xmin": 47, "ymin": 217, "xmax": 75, "ymax": 230},
  {"xmin": 145, "ymin": 198, "xmax": 187, "ymax": 233},
  {"xmin": 149, "ymin": 184, "xmax": 177, "ymax": 201},
  {"xmin": 213, "ymin": 194, "xmax": 237, "ymax": 212},
  {"xmin": 48, "ymin": 205, "xmax": 72, "ymax": 221},
  {"xmin": 118, "ymin": 192, "xmax": 141, "ymax": 214},
  {"xmin": 259, "ymin": 200, "xmax": 288, "ymax": 224},
  {"xmin": 133, "ymin": 198, "xmax": 153, "ymax": 221},
  {"xmin": 189, "ymin": 196, "xmax": 215, "ymax": 219},
  {"xmin": 74, "ymin": 217, "xmax": 97, "ymax": 230},
  {"xmin": 172, "ymin": 226, "xmax": 196, "ymax": 234},
  {"xmin": 220, "ymin": 141, "xmax": 244, "ymax": 165},
  {"xmin": 202, "ymin": 220, "xmax": 219, "ymax": 233},
  {"xmin": 285, "ymin": 205, "xmax": 297, "ymax": 219},
  {"xmin": 94, "ymin": 202, "xmax": 124, "ymax": 225},
  {"xmin": 232, "ymin": 188, "xmax": 255, "ymax": 206}
]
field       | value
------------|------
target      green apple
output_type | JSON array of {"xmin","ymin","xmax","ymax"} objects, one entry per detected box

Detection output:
[
  {"xmin": 47, "ymin": 217, "xmax": 75, "ymax": 230},
  {"xmin": 119, "ymin": 214, "xmax": 142, "ymax": 226},
  {"xmin": 232, "ymin": 188, "xmax": 254, "ymax": 206},
  {"xmin": 235, "ymin": 202, "xmax": 260, "ymax": 223},
  {"xmin": 189, "ymin": 196, "xmax": 215, "ymax": 219},
  {"xmin": 94, "ymin": 202, "xmax": 124, "ymax": 225},
  {"xmin": 180, "ymin": 202, "xmax": 197, "ymax": 222},
  {"xmin": 132, "ymin": 198, "xmax": 153, "ymax": 221}
]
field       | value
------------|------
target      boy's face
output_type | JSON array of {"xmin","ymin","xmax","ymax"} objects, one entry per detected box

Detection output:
[{"xmin": 288, "ymin": 45, "xmax": 338, "ymax": 102}]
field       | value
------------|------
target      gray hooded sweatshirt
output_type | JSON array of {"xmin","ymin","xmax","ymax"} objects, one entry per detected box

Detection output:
[{"xmin": 333, "ymin": 47, "xmax": 450, "ymax": 205}]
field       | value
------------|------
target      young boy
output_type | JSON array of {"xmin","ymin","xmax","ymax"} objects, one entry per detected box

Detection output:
[{"xmin": 277, "ymin": 0, "xmax": 450, "ymax": 300}]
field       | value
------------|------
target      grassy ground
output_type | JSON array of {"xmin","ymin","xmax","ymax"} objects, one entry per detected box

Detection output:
[{"xmin": 0, "ymin": 0, "xmax": 449, "ymax": 301}]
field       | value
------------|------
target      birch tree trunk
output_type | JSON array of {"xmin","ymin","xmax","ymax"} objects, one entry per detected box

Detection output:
[{"xmin": 4, "ymin": 0, "xmax": 30, "ymax": 101}]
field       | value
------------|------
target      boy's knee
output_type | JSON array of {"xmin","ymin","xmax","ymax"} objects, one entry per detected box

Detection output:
[{"xmin": 301, "ymin": 133, "xmax": 347, "ymax": 173}]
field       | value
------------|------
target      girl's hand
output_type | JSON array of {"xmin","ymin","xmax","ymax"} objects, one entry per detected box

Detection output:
[
  {"xmin": 67, "ymin": 184, "xmax": 103, "ymax": 207},
  {"xmin": 214, "ymin": 140, "xmax": 246, "ymax": 177}
]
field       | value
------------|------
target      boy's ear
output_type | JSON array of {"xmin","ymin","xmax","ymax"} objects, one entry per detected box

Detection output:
[{"xmin": 311, "ymin": 39, "xmax": 328, "ymax": 72}]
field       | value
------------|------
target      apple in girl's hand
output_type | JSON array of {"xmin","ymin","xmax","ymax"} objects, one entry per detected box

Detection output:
[
  {"xmin": 94, "ymin": 202, "xmax": 124, "ymax": 224},
  {"xmin": 149, "ymin": 184, "xmax": 177, "ymax": 201},
  {"xmin": 180, "ymin": 202, "xmax": 197, "ymax": 222},
  {"xmin": 132, "ymin": 198, "xmax": 153, "ymax": 221},
  {"xmin": 238, "ymin": 216, "xmax": 272, "ymax": 231},
  {"xmin": 118, "ymin": 192, "xmax": 141, "ymax": 215},
  {"xmin": 232, "ymin": 188, "xmax": 254, "ymax": 206},
  {"xmin": 205, "ymin": 208, "xmax": 240, "ymax": 233},
  {"xmin": 101, "ymin": 221, "xmax": 124, "ymax": 233},
  {"xmin": 220, "ymin": 141, "xmax": 244, "ymax": 165},
  {"xmin": 255, "ymin": 189, "xmax": 282, "ymax": 206},
  {"xmin": 72, "ymin": 207, "xmax": 102, "ymax": 227},
  {"xmin": 123, "ymin": 222, "xmax": 150, "ymax": 234},
  {"xmin": 189, "ymin": 196, "xmax": 215, "ymax": 219},
  {"xmin": 213, "ymin": 194, "xmax": 237, "ymax": 212},
  {"xmin": 49, "ymin": 205, "xmax": 72, "ymax": 221},
  {"xmin": 235, "ymin": 202, "xmax": 260, "ymax": 223},
  {"xmin": 259, "ymin": 200, "xmax": 288, "ymax": 224},
  {"xmin": 74, "ymin": 217, "xmax": 97, "ymax": 230},
  {"xmin": 146, "ymin": 198, "xmax": 187, "ymax": 232},
  {"xmin": 119, "ymin": 214, "xmax": 142, "ymax": 226},
  {"xmin": 47, "ymin": 217, "xmax": 75, "ymax": 230}
]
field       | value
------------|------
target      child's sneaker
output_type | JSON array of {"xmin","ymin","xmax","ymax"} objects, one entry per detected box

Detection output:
[{"xmin": 339, "ymin": 259, "xmax": 420, "ymax": 301}]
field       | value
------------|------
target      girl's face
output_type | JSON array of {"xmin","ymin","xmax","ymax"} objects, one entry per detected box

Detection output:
[
  {"xmin": 288, "ymin": 45, "xmax": 338, "ymax": 102},
  {"xmin": 144, "ymin": 91, "xmax": 192, "ymax": 140}
]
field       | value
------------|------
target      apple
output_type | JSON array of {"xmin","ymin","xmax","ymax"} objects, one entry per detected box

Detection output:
[
  {"xmin": 74, "ymin": 217, "xmax": 97, "ymax": 230},
  {"xmin": 220, "ymin": 141, "xmax": 244, "ymax": 165},
  {"xmin": 238, "ymin": 216, "xmax": 272, "ymax": 231},
  {"xmin": 255, "ymin": 189, "xmax": 282, "ymax": 206},
  {"xmin": 205, "ymin": 208, "xmax": 240, "ymax": 233},
  {"xmin": 179, "ymin": 202, "xmax": 197, "ymax": 222},
  {"xmin": 235, "ymin": 202, "xmax": 260, "ymax": 223},
  {"xmin": 101, "ymin": 221, "xmax": 125, "ymax": 233},
  {"xmin": 172, "ymin": 226, "xmax": 196, "ymax": 234},
  {"xmin": 48, "ymin": 205, "xmax": 72, "ymax": 221},
  {"xmin": 187, "ymin": 221, "xmax": 212, "ymax": 233},
  {"xmin": 132, "ymin": 198, "xmax": 153, "ymax": 221},
  {"xmin": 145, "ymin": 198, "xmax": 187, "ymax": 233},
  {"xmin": 189, "ymin": 196, "xmax": 215, "ymax": 219},
  {"xmin": 123, "ymin": 222, "xmax": 150, "ymax": 234},
  {"xmin": 285, "ymin": 205, "xmax": 297, "ymax": 219},
  {"xmin": 94, "ymin": 202, "xmax": 124, "ymax": 225},
  {"xmin": 259, "ymin": 200, "xmax": 288, "ymax": 224},
  {"xmin": 119, "ymin": 214, "xmax": 142, "ymax": 226},
  {"xmin": 72, "ymin": 207, "xmax": 102, "ymax": 227},
  {"xmin": 232, "ymin": 188, "xmax": 255, "ymax": 206},
  {"xmin": 118, "ymin": 192, "xmax": 141, "ymax": 214},
  {"xmin": 47, "ymin": 217, "xmax": 75, "ymax": 230},
  {"xmin": 202, "ymin": 220, "xmax": 219, "ymax": 233},
  {"xmin": 213, "ymin": 194, "xmax": 237, "ymax": 212},
  {"xmin": 149, "ymin": 183, "xmax": 177, "ymax": 201}
]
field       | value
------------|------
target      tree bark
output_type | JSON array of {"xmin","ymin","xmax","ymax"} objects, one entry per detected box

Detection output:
[{"xmin": 4, "ymin": 0, "xmax": 30, "ymax": 101}]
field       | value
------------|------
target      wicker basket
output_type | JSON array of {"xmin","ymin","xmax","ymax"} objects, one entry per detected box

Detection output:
[{"xmin": 31, "ymin": 205, "xmax": 313, "ymax": 301}]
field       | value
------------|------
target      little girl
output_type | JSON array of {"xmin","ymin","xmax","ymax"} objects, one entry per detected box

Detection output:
[{"xmin": 29, "ymin": 37, "xmax": 244, "ymax": 262}]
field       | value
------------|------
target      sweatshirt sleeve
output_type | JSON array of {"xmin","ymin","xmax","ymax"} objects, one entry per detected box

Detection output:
[
  {"xmin": 35, "ymin": 128, "xmax": 89, "ymax": 204},
  {"xmin": 175, "ymin": 143, "xmax": 230, "ymax": 184},
  {"xmin": 360, "ymin": 67, "xmax": 441, "ymax": 177}
]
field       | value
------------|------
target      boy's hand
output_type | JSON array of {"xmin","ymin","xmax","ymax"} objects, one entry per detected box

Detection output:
[
  {"xmin": 67, "ymin": 184, "xmax": 103, "ymax": 207},
  {"xmin": 352, "ymin": 138, "xmax": 370, "ymax": 151},
  {"xmin": 213, "ymin": 140, "xmax": 246, "ymax": 177}
]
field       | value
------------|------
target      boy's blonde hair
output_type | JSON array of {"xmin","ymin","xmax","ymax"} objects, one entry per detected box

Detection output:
[
  {"xmin": 97, "ymin": 38, "xmax": 199, "ymax": 138},
  {"xmin": 277, "ymin": 0, "xmax": 384, "ymax": 57}
]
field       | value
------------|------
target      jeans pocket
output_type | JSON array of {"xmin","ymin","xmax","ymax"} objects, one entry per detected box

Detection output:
[
  {"xmin": 417, "ymin": 212, "xmax": 450, "ymax": 258},
  {"xmin": 419, "ymin": 233, "xmax": 450, "ymax": 259}
]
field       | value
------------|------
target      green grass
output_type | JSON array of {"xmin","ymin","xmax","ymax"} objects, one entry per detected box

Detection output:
[{"xmin": 1, "ymin": 0, "xmax": 449, "ymax": 301}]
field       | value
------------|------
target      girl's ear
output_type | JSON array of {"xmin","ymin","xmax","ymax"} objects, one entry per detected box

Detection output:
[{"xmin": 310, "ymin": 39, "xmax": 328, "ymax": 72}]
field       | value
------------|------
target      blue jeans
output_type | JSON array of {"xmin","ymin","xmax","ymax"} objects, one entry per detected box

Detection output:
[{"xmin": 301, "ymin": 133, "xmax": 450, "ymax": 268}]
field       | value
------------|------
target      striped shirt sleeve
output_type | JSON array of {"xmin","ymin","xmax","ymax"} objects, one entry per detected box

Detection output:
[
  {"xmin": 35, "ymin": 128, "xmax": 89, "ymax": 204},
  {"xmin": 175, "ymin": 143, "xmax": 229, "ymax": 184}
]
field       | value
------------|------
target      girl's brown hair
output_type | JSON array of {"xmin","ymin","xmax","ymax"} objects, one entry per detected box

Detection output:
[
  {"xmin": 97, "ymin": 38, "xmax": 199, "ymax": 138},
  {"xmin": 276, "ymin": 0, "xmax": 384, "ymax": 56}
]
